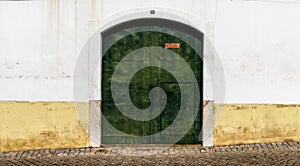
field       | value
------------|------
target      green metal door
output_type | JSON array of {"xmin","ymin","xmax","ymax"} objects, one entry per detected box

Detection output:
[{"xmin": 102, "ymin": 25, "xmax": 203, "ymax": 144}]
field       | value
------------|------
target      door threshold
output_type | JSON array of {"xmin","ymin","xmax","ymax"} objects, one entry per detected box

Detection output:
[{"xmin": 101, "ymin": 144, "xmax": 203, "ymax": 148}]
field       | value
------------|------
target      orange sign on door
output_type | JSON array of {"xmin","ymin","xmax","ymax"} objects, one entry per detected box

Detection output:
[{"xmin": 165, "ymin": 43, "xmax": 180, "ymax": 49}]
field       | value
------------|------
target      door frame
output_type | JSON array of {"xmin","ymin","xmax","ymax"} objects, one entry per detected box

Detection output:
[{"xmin": 78, "ymin": 8, "xmax": 220, "ymax": 147}]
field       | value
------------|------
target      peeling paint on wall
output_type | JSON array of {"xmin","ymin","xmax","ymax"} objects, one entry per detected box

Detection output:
[
  {"xmin": 0, "ymin": 0, "xmax": 300, "ymax": 149},
  {"xmin": 1, "ymin": 0, "xmax": 299, "ymax": 102},
  {"xmin": 0, "ymin": 102, "xmax": 89, "ymax": 152},
  {"xmin": 214, "ymin": 104, "xmax": 300, "ymax": 146}
]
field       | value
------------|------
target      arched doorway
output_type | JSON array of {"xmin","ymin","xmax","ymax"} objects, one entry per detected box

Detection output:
[{"xmin": 101, "ymin": 18, "xmax": 203, "ymax": 144}]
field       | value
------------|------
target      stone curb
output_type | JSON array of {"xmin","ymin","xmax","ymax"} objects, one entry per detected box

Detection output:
[{"xmin": 0, "ymin": 141, "xmax": 299, "ymax": 159}]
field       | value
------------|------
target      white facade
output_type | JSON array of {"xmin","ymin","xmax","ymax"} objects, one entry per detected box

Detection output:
[{"xmin": 1, "ymin": 0, "xmax": 300, "ymax": 103}]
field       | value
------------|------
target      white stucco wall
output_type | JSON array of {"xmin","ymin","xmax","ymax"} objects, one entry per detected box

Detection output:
[{"xmin": 0, "ymin": 0, "xmax": 300, "ymax": 104}]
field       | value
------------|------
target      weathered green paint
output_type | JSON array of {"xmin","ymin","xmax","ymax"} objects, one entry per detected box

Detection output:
[{"xmin": 101, "ymin": 26, "xmax": 203, "ymax": 144}]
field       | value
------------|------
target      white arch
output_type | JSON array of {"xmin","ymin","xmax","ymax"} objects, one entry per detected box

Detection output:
[
  {"xmin": 86, "ymin": 7, "xmax": 215, "ymax": 147},
  {"xmin": 98, "ymin": 7, "xmax": 206, "ymax": 35}
]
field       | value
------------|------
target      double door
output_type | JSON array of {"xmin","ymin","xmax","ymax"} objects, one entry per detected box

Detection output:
[{"xmin": 101, "ymin": 26, "xmax": 202, "ymax": 144}]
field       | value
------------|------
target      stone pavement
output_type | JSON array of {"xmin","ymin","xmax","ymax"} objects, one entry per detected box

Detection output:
[{"xmin": 0, "ymin": 141, "xmax": 300, "ymax": 165}]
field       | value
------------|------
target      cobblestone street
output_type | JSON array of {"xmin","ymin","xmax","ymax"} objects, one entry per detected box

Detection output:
[{"xmin": 1, "ymin": 142, "xmax": 300, "ymax": 165}]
